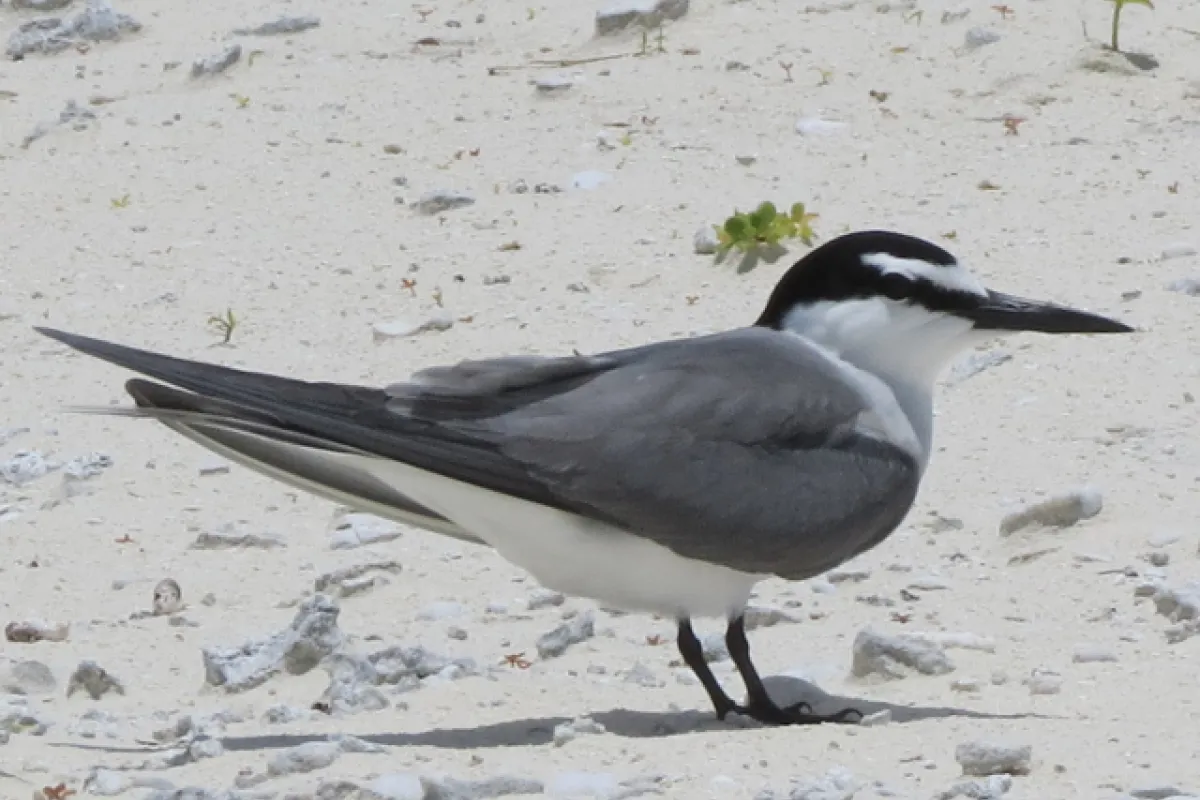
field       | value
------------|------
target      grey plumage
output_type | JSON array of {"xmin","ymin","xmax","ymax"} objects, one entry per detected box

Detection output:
[{"xmin": 37, "ymin": 326, "xmax": 918, "ymax": 580}]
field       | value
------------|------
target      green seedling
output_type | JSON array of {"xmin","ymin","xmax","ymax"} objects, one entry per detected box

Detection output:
[
  {"xmin": 715, "ymin": 201, "xmax": 818, "ymax": 257},
  {"xmin": 207, "ymin": 308, "xmax": 238, "ymax": 344},
  {"xmin": 1108, "ymin": 0, "xmax": 1153, "ymax": 52},
  {"xmin": 110, "ymin": 193, "xmax": 131, "ymax": 209}
]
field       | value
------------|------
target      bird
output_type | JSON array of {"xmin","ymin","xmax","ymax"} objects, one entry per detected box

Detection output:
[{"xmin": 35, "ymin": 229, "xmax": 1133, "ymax": 726}]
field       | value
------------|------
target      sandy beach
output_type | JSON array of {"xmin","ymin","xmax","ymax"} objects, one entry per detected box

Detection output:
[{"xmin": 2, "ymin": 0, "xmax": 1199, "ymax": 797}]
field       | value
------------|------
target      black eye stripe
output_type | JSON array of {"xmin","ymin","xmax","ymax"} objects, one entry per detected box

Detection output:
[{"xmin": 754, "ymin": 230, "xmax": 980, "ymax": 329}]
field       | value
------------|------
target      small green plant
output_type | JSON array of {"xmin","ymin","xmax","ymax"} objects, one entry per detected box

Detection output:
[
  {"xmin": 715, "ymin": 201, "xmax": 818, "ymax": 257},
  {"xmin": 207, "ymin": 308, "xmax": 238, "ymax": 344},
  {"xmin": 110, "ymin": 193, "xmax": 131, "ymax": 209},
  {"xmin": 1107, "ymin": 0, "xmax": 1153, "ymax": 52}
]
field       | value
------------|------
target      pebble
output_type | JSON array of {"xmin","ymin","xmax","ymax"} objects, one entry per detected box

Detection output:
[
  {"xmin": 782, "ymin": 767, "xmax": 859, "ymax": 800},
  {"xmin": 935, "ymin": 776, "xmax": 1013, "ymax": 800},
  {"xmin": 191, "ymin": 524, "xmax": 285, "ymax": 550},
  {"xmin": 553, "ymin": 715, "xmax": 607, "ymax": 746},
  {"xmin": 860, "ymin": 709, "xmax": 892, "ymax": 727},
  {"xmin": 537, "ymin": 611, "xmax": 596, "ymax": 659},
  {"xmin": 1145, "ymin": 551, "xmax": 1170, "ymax": 567},
  {"xmin": 5, "ymin": 620, "xmax": 69, "ymax": 643},
  {"xmin": 955, "ymin": 741, "xmax": 1032, "ymax": 777},
  {"xmin": 1023, "ymin": 669, "xmax": 1062, "ymax": 695},
  {"xmin": 66, "ymin": 660, "xmax": 125, "ymax": 700},
  {"xmin": 0, "ymin": 660, "xmax": 56, "ymax": 695},
  {"xmin": 701, "ymin": 632, "xmax": 729, "ymax": 662},
  {"xmin": 0, "ymin": 450, "xmax": 57, "ymax": 486},
  {"xmin": 947, "ymin": 350, "xmax": 1012, "ymax": 385},
  {"xmin": 372, "ymin": 314, "xmax": 455, "ymax": 341},
  {"xmin": 526, "ymin": 589, "xmax": 566, "ymax": 611},
  {"xmin": 743, "ymin": 604, "xmax": 802, "ymax": 630},
  {"xmin": 910, "ymin": 632, "xmax": 997, "ymax": 653},
  {"xmin": 202, "ymin": 594, "xmax": 344, "ymax": 692},
  {"xmin": 329, "ymin": 513, "xmax": 403, "ymax": 549},
  {"xmin": 1151, "ymin": 582, "xmax": 1200, "ymax": 625},
  {"xmin": 571, "ymin": 170, "xmax": 612, "ymax": 190},
  {"xmin": 1072, "ymin": 645, "xmax": 1118, "ymax": 664},
  {"xmin": 1166, "ymin": 278, "xmax": 1200, "ymax": 296},
  {"xmin": 1147, "ymin": 531, "xmax": 1182, "ymax": 548},
  {"xmin": 232, "ymin": 14, "xmax": 321, "ymax": 36},
  {"xmin": 315, "ymin": 561, "xmax": 403, "ymax": 599},
  {"xmin": 694, "ymin": 225, "xmax": 720, "ymax": 255},
  {"xmin": 999, "ymin": 487, "xmax": 1103, "ymax": 536},
  {"xmin": 191, "ymin": 43, "xmax": 241, "ymax": 77},
  {"xmin": 416, "ymin": 601, "xmax": 467, "ymax": 621},
  {"xmin": 84, "ymin": 768, "xmax": 130, "ymax": 796},
  {"xmin": 964, "ymin": 27, "xmax": 1001, "ymax": 49},
  {"xmin": 951, "ymin": 678, "xmax": 983, "ymax": 693},
  {"xmin": 1161, "ymin": 243, "xmax": 1198, "ymax": 260},
  {"xmin": 1130, "ymin": 787, "xmax": 1197, "ymax": 800},
  {"xmin": 795, "ymin": 116, "xmax": 845, "ymax": 136},
  {"xmin": 263, "ymin": 704, "xmax": 311, "ymax": 724},
  {"xmin": 413, "ymin": 189, "xmax": 476, "ymax": 215},
  {"xmin": 62, "ymin": 452, "xmax": 113, "ymax": 480},
  {"xmin": 547, "ymin": 771, "xmax": 662, "ymax": 800},
  {"xmin": 594, "ymin": 0, "xmax": 689, "ymax": 36},
  {"xmin": 535, "ymin": 73, "xmax": 574, "ymax": 92},
  {"xmin": 851, "ymin": 629, "xmax": 954, "ymax": 680},
  {"xmin": 827, "ymin": 567, "xmax": 871, "ymax": 584},
  {"xmin": 153, "ymin": 578, "xmax": 184, "ymax": 615},
  {"xmin": 941, "ymin": 4, "xmax": 971, "ymax": 23},
  {"xmin": 267, "ymin": 735, "xmax": 380, "ymax": 777},
  {"xmin": 13, "ymin": 0, "xmax": 74, "ymax": 9},
  {"xmin": 6, "ymin": 0, "xmax": 142, "ymax": 60}
]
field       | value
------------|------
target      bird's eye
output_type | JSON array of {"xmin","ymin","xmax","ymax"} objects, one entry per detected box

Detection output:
[{"xmin": 878, "ymin": 272, "xmax": 911, "ymax": 301}]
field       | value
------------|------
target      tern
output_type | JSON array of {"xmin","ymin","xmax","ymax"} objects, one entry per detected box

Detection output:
[{"xmin": 36, "ymin": 230, "xmax": 1132, "ymax": 726}]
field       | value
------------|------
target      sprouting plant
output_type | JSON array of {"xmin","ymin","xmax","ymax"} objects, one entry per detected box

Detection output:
[
  {"xmin": 207, "ymin": 308, "xmax": 238, "ymax": 344},
  {"xmin": 714, "ymin": 201, "xmax": 818, "ymax": 257},
  {"xmin": 231, "ymin": 93, "xmax": 250, "ymax": 109},
  {"xmin": 110, "ymin": 193, "xmax": 131, "ymax": 209},
  {"xmin": 1107, "ymin": 0, "xmax": 1153, "ymax": 52}
]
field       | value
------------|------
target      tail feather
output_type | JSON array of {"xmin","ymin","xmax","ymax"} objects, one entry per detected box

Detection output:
[{"xmin": 37, "ymin": 328, "xmax": 484, "ymax": 545}]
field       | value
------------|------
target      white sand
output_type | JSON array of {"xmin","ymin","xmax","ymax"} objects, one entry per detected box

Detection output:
[{"xmin": 2, "ymin": 0, "xmax": 1198, "ymax": 797}]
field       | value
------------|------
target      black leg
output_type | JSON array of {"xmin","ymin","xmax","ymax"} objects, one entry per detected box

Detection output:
[
  {"xmin": 676, "ymin": 618, "xmax": 739, "ymax": 719},
  {"xmin": 724, "ymin": 615, "xmax": 863, "ymax": 726}
]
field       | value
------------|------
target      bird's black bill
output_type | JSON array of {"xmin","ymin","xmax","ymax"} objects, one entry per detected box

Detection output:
[{"xmin": 962, "ymin": 291, "xmax": 1134, "ymax": 334}]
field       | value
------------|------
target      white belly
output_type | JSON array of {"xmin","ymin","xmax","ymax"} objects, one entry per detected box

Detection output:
[{"xmin": 363, "ymin": 457, "xmax": 763, "ymax": 619}]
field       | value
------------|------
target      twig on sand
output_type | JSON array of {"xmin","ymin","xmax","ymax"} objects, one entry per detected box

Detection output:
[{"xmin": 487, "ymin": 52, "xmax": 631, "ymax": 75}]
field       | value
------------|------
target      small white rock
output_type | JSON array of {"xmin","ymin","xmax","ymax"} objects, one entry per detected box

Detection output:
[
  {"xmin": 1161, "ymin": 242, "xmax": 1198, "ymax": 260},
  {"xmin": 1072, "ymin": 646, "xmax": 1118, "ymax": 664},
  {"xmin": 372, "ymin": 314, "xmax": 454, "ymax": 342},
  {"xmin": 795, "ymin": 116, "xmax": 845, "ymax": 136},
  {"xmin": 693, "ymin": 225, "xmax": 720, "ymax": 255},
  {"xmin": 571, "ymin": 170, "xmax": 612, "ymax": 190}
]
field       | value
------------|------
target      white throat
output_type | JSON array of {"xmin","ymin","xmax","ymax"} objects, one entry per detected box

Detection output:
[{"xmin": 782, "ymin": 298, "xmax": 992, "ymax": 470}]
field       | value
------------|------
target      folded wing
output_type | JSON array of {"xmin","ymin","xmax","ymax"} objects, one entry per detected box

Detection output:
[{"xmin": 37, "ymin": 326, "xmax": 919, "ymax": 579}]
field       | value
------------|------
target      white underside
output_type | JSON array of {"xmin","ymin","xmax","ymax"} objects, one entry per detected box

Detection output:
[{"xmin": 355, "ymin": 456, "xmax": 764, "ymax": 619}]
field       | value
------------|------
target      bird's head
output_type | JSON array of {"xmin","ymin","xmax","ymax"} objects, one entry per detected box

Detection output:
[{"xmin": 756, "ymin": 230, "xmax": 1133, "ymax": 385}]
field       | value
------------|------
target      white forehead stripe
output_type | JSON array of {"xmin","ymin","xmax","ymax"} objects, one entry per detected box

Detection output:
[{"xmin": 861, "ymin": 252, "xmax": 987, "ymax": 297}]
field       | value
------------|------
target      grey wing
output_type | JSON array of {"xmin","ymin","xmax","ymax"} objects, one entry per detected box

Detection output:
[
  {"xmin": 402, "ymin": 327, "xmax": 922, "ymax": 580},
  {"xmin": 37, "ymin": 326, "xmax": 919, "ymax": 580}
]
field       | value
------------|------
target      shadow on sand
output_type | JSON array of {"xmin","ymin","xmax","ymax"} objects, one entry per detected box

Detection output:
[{"xmin": 51, "ymin": 676, "xmax": 1053, "ymax": 755}]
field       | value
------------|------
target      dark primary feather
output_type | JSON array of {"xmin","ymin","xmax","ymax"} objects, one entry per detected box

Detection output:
[{"xmin": 37, "ymin": 326, "xmax": 919, "ymax": 579}]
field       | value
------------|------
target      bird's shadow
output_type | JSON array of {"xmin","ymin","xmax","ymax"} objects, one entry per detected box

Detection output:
[{"xmin": 51, "ymin": 676, "xmax": 1053, "ymax": 755}]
